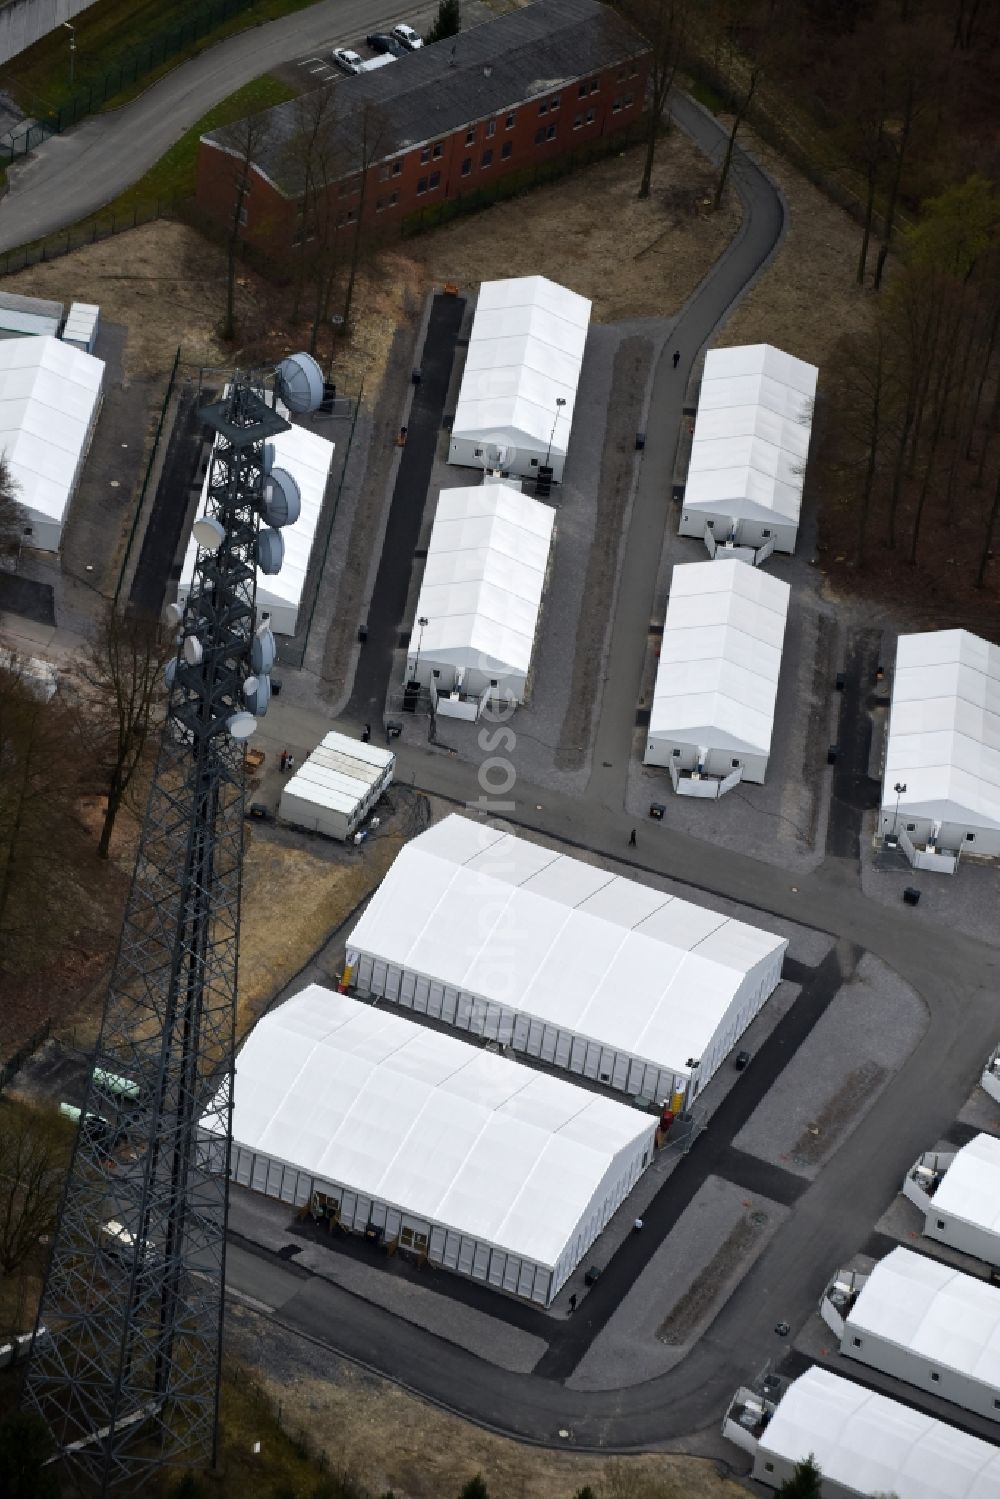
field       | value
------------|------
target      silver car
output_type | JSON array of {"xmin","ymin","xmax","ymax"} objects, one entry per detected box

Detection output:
[{"xmin": 331, "ymin": 47, "xmax": 363, "ymax": 74}]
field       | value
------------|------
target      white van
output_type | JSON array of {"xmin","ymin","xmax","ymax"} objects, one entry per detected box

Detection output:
[{"xmin": 391, "ymin": 23, "xmax": 423, "ymax": 50}]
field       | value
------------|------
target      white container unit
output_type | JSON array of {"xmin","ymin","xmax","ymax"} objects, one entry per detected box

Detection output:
[
  {"xmin": 736, "ymin": 1365, "xmax": 1000, "ymax": 1498},
  {"xmin": 910, "ymin": 1134, "xmax": 1000, "ymax": 1268},
  {"xmin": 679, "ymin": 343, "xmax": 817, "ymax": 556},
  {"xmin": 448, "ymin": 276, "xmax": 591, "ymax": 483},
  {"xmin": 839, "ymin": 1247, "xmax": 1000, "ymax": 1423},
  {"xmin": 0, "ymin": 334, "xmax": 104, "ymax": 553},
  {"xmin": 644, "ymin": 559, "xmax": 790, "ymax": 791},
  {"xmin": 200, "ymin": 983, "xmax": 656, "ymax": 1305},
  {"xmin": 346, "ymin": 814, "xmax": 787, "ymax": 1103},
  {"xmin": 61, "ymin": 302, "xmax": 101, "ymax": 355},
  {"xmin": 278, "ymin": 732, "xmax": 394, "ymax": 841},
  {"xmin": 880, "ymin": 630, "xmax": 1000, "ymax": 870}
]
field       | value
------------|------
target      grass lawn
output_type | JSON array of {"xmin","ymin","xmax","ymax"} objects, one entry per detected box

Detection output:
[{"xmin": 0, "ymin": 0, "xmax": 318, "ymax": 118}]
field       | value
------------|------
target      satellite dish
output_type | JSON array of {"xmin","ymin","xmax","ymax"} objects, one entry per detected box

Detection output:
[
  {"xmin": 243, "ymin": 674, "xmax": 271, "ymax": 717},
  {"xmin": 164, "ymin": 657, "xmax": 178, "ymax": 689},
  {"xmin": 263, "ymin": 467, "xmax": 301, "ymax": 528},
  {"xmin": 227, "ymin": 711, "xmax": 258, "ymax": 740},
  {"xmin": 257, "ymin": 527, "xmax": 285, "ymax": 576},
  {"xmin": 275, "ymin": 351, "xmax": 324, "ymax": 414},
  {"xmin": 164, "ymin": 602, "xmax": 184, "ymax": 628},
  {"xmin": 262, "ymin": 441, "xmax": 275, "ymax": 476},
  {"xmin": 183, "ymin": 635, "xmax": 203, "ymax": 667},
  {"xmin": 250, "ymin": 624, "xmax": 276, "ymax": 676},
  {"xmin": 193, "ymin": 515, "xmax": 225, "ymax": 552}
]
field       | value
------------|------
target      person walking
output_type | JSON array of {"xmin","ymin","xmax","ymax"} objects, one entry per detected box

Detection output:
[
  {"xmin": 285, "ymin": 755, "xmax": 295, "ymax": 774},
  {"xmin": 672, "ymin": 349, "xmax": 681, "ymax": 369},
  {"xmin": 628, "ymin": 828, "xmax": 637, "ymax": 847},
  {"xmin": 279, "ymin": 749, "xmax": 288, "ymax": 771},
  {"xmin": 568, "ymin": 1293, "xmax": 578, "ymax": 1314},
  {"xmin": 362, "ymin": 722, "xmax": 371, "ymax": 743},
  {"xmin": 633, "ymin": 1217, "xmax": 644, "ymax": 1233}
]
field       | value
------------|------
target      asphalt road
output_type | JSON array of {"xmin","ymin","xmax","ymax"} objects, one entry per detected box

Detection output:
[{"xmin": 0, "ymin": 0, "xmax": 421, "ymax": 251}]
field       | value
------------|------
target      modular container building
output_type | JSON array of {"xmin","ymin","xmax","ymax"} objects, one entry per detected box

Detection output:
[
  {"xmin": 880, "ymin": 630, "xmax": 1000, "ymax": 871},
  {"xmin": 278, "ymin": 732, "xmax": 395, "ymax": 841},
  {"xmin": 346, "ymin": 814, "xmax": 786, "ymax": 1103},
  {"xmin": 448, "ymin": 276, "xmax": 591, "ymax": 483},
  {"xmin": 199, "ymin": 983, "xmax": 656, "ymax": 1305},
  {"xmin": 734, "ymin": 1365, "xmax": 1000, "ymax": 1498},
  {"xmin": 838, "ymin": 1247, "xmax": 1000, "ymax": 1423},
  {"xmin": 0, "ymin": 334, "xmax": 104, "ymax": 552},
  {"xmin": 679, "ymin": 343, "xmax": 817, "ymax": 556},
  {"xmin": 644, "ymin": 559, "xmax": 790, "ymax": 791},
  {"xmin": 908, "ymin": 1133, "xmax": 1000, "ymax": 1268},
  {"xmin": 178, "ymin": 406, "xmax": 334, "ymax": 636},
  {"xmin": 61, "ymin": 302, "xmax": 101, "ymax": 355},
  {"xmin": 0, "ymin": 290, "xmax": 63, "ymax": 340},
  {"xmin": 406, "ymin": 481, "xmax": 555, "ymax": 712}
]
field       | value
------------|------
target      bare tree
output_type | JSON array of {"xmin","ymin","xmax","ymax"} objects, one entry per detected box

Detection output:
[
  {"xmin": 340, "ymin": 101, "xmax": 390, "ymax": 337},
  {"xmin": 0, "ymin": 453, "xmax": 28, "ymax": 564},
  {"xmin": 76, "ymin": 604, "xmax": 169, "ymax": 859},
  {"xmin": 621, "ymin": 0, "xmax": 691, "ymax": 200},
  {"xmin": 0, "ymin": 1100, "xmax": 71, "ymax": 1281},
  {"xmin": 215, "ymin": 109, "xmax": 274, "ymax": 341},
  {"xmin": 281, "ymin": 86, "xmax": 344, "ymax": 330}
]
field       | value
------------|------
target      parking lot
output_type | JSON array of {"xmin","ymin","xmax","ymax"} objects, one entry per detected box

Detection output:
[{"xmin": 274, "ymin": 1, "xmax": 501, "ymax": 92}]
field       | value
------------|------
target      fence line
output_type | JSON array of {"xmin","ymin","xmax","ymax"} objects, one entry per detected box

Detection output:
[
  {"xmin": 0, "ymin": 195, "xmax": 181, "ymax": 278},
  {"xmin": 0, "ymin": 1018, "xmax": 52, "ymax": 1096}
]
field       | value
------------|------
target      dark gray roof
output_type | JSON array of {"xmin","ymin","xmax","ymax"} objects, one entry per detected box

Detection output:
[{"xmin": 205, "ymin": 0, "xmax": 647, "ymax": 197}]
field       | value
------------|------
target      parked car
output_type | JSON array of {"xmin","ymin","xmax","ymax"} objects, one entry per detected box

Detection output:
[
  {"xmin": 366, "ymin": 31, "xmax": 406, "ymax": 56},
  {"xmin": 391, "ymin": 22, "xmax": 423, "ymax": 50},
  {"xmin": 331, "ymin": 47, "xmax": 363, "ymax": 74}
]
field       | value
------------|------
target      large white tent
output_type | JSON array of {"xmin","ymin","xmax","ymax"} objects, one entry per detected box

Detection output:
[
  {"xmin": 644, "ymin": 559, "xmax": 790, "ymax": 790},
  {"xmin": 751, "ymin": 1365, "xmax": 1000, "ymax": 1498},
  {"xmin": 679, "ymin": 344, "xmax": 818, "ymax": 556},
  {"xmin": 178, "ymin": 417, "xmax": 334, "ymax": 636},
  {"xmin": 448, "ymin": 276, "xmax": 591, "ymax": 483},
  {"xmin": 0, "ymin": 334, "xmax": 104, "ymax": 553},
  {"xmin": 279, "ymin": 731, "xmax": 394, "ymax": 841},
  {"xmin": 201, "ymin": 983, "xmax": 656, "ymax": 1305},
  {"xmin": 881, "ymin": 630, "xmax": 1000, "ymax": 865},
  {"xmin": 407, "ymin": 482, "xmax": 555, "ymax": 710},
  {"xmin": 841, "ymin": 1247, "xmax": 1000, "ymax": 1422},
  {"xmin": 919, "ymin": 1133, "xmax": 1000, "ymax": 1267},
  {"xmin": 346, "ymin": 814, "xmax": 786, "ymax": 1102}
]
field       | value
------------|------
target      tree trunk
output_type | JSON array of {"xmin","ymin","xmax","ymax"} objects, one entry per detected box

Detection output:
[
  {"xmin": 975, "ymin": 467, "xmax": 1000, "ymax": 587},
  {"xmin": 873, "ymin": 87, "xmax": 913, "ymax": 291},
  {"xmin": 714, "ymin": 71, "xmax": 757, "ymax": 211},
  {"xmin": 0, "ymin": 718, "xmax": 36, "ymax": 940},
  {"xmin": 98, "ymin": 776, "xmax": 123, "ymax": 860},
  {"xmin": 857, "ymin": 360, "xmax": 884, "ymax": 564},
  {"xmin": 856, "ymin": 145, "xmax": 881, "ymax": 288}
]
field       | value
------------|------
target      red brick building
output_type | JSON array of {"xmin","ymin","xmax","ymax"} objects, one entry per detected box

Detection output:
[{"xmin": 195, "ymin": 0, "xmax": 651, "ymax": 257}]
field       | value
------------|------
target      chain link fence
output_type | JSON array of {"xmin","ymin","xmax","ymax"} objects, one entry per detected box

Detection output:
[{"xmin": 0, "ymin": 195, "xmax": 180, "ymax": 277}]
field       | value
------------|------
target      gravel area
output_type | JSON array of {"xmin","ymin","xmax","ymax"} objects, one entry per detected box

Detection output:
[
  {"xmin": 566, "ymin": 1178, "xmax": 788, "ymax": 1391},
  {"xmin": 733, "ymin": 953, "xmax": 928, "ymax": 1178},
  {"xmin": 227, "ymin": 1185, "xmax": 547, "ymax": 1375},
  {"xmin": 860, "ymin": 808, "xmax": 1000, "ymax": 949}
]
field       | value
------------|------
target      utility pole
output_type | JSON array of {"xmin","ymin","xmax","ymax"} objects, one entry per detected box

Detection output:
[{"xmin": 62, "ymin": 22, "xmax": 76, "ymax": 90}]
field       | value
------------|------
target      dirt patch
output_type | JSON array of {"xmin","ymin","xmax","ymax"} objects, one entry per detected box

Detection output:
[
  {"xmin": 791, "ymin": 1060, "xmax": 887, "ymax": 1167},
  {"xmin": 657, "ymin": 1213, "xmax": 767, "ymax": 1346},
  {"xmin": 802, "ymin": 611, "xmax": 837, "ymax": 846},
  {"xmin": 400, "ymin": 133, "xmax": 740, "ymax": 324},
  {"xmin": 225, "ymin": 1303, "xmax": 744, "ymax": 1499},
  {"xmin": 556, "ymin": 336, "xmax": 654, "ymax": 770}
]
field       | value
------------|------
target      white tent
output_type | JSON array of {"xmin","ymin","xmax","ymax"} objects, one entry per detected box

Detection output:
[
  {"xmin": 881, "ymin": 630, "xmax": 1000, "ymax": 862},
  {"xmin": 407, "ymin": 482, "xmax": 555, "ymax": 709},
  {"xmin": 178, "ymin": 417, "xmax": 334, "ymax": 636},
  {"xmin": 752, "ymin": 1365, "xmax": 1000, "ymax": 1498},
  {"xmin": 679, "ymin": 344, "xmax": 818, "ymax": 555},
  {"xmin": 645, "ymin": 559, "xmax": 790, "ymax": 789},
  {"xmin": 279, "ymin": 731, "xmax": 394, "ymax": 841},
  {"xmin": 346, "ymin": 814, "xmax": 786, "ymax": 1102},
  {"xmin": 921, "ymin": 1133, "xmax": 1000, "ymax": 1266},
  {"xmin": 842, "ymin": 1246, "xmax": 1000, "ymax": 1421},
  {"xmin": 449, "ymin": 276, "xmax": 591, "ymax": 483},
  {"xmin": 0, "ymin": 334, "xmax": 104, "ymax": 553},
  {"xmin": 201, "ymin": 983, "xmax": 656, "ymax": 1305}
]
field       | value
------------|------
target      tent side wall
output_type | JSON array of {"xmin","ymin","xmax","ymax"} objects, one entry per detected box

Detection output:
[
  {"xmin": 348, "ymin": 949, "xmax": 688, "ymax": 1103},
  {"xmin": 550, "ymin": 1125, "xmax": 656, "ymax": 1298},
  {"xmin": 924, "ymin": 1208, "xmax": 1000, "ymax": 1266},
  {"xmin": 218, "ymin": 1135, "xmax": 557, "ymax": 1304},
  {"xmin": 841, "ymin": 1320, "xmax": 1000, "ymax": 1422},
  {"xmin": 752, "ymin": 1447, "xmax": 857, "ymax": 1498},
  {"xmin": 644, "ymin": 732, "xmax": 768, "ymax": 784},
  {"xmin": 677, "ymin": 507, "xmax": 797, "ymax": 555},
  {"xmin": 693, "ymin": 946, "xmax": 785, "ymax": 1094}
]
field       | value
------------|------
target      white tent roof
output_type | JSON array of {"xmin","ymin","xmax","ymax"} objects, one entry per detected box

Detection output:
[
  {"xmin": 760, "ymin": 1366, "xmax": 1000, "ymax": 1499},
  {"xmin": 650, "ymin": 560, "xmax": 790, "ymax": 757},
  {"xmin": 685, "ymin": 344, "xmax": 817, "ymax": 526},
  {"xmin": 347, "ymin": 815, "xmax": 786, "ymax": 1078},
  {"xmin": 180, "ymin": 413, "xmax": 334, "ymax": 635},
  {"xmin": 847, "ymin": 1246, "xmax": 1000, "ymax": 1387},
  {"xmin": 883, "ymin": 631, "xmax": 1000, "ymax": 832},
  {"xmin": 452, "ymin": 276, "xmax": 591, "ymax": 459},
  {"xmin": 0, "ymin": 334, "xmax": 104, "ymax": 545},
  {"xmin": 212, "ymin": 983, "xmax": 653, "ymax": 1270},
  {"xmin": 282, "ymin": 731, "xmax": 394, "ymax": 819},
  {"xmin": 415, "ymin": 482, "xmax": 555, "ymax": 678},
  {"xmin": 935, "ymin": 1133, "xmax": 1000, "ymax": 1239}
]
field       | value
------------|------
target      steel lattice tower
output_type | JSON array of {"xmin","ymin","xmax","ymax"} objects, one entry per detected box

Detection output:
[{"xmin": 24, "ymin": 374, "xmax": 291, "ymax": 1492}]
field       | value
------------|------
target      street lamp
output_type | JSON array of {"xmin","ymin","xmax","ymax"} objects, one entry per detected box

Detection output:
[
  {"xmin": 62, "ymin": 22, "xmax": 76, "ymax": 90},
  {"xmin": 545, "ymin": 396, "xmax": 567, "ymax": 469},
  {"xmin": 411, "ymin": 615, "xmax": 429, "ymax": 684},
  {"xmin": 892, "ymin": 781, "xmax": 907, "ymax": 837}
]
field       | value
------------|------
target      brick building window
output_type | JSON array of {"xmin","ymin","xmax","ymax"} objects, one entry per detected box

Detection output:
[
  {"xmin": 392, "ymin": 161, "xmax": 402, "ymax": 176},
  {"xmin": 506, "ymin": 111, "xmax": 516, "ymax": 128},
  {"xmin": 585, "ymin": 108, "xmax": 596, "ymax": 125},
  {"xmin": 501, "ymin": 141, "xmax": 512, "ymax": 159},
  {"xmin": 550, "ymin": 94, "xmax": 560, "ymax": 109},
  {"xmin": 420, "ymin": 146, "xmax": 431, "ymax": 164},
  {"xmin": 461, "ymin": 157, "xmax": 472, "ymax": 176},
  {"xmin": 429, "ymin": 170, "xmax": 441, "ymax": 190},
  {"xmin": 376, "ymin": 197, "xmax": 385, "ymax": 213},
  {"xmin": 546, "ymin": 123, "xmax": 556, "ymax": 140},
  {"xmin": 417, "ymin": 176, "xmax": 428, "ymax": 195},
  {"xmin": 433, "ymin": 142, "xmax": 443, "ymax": 158},
  {"xmin": 590, "ymin": 78, "xmax": 600, "ymax": 93},
  {"xmin": 573, "ymin": 114, "xmax": 583, "ymax": 130},
  {"xmin": 481, "ymin": 148, "xmax": 493, "ymax": 168},
  {"xmin": 380, "ymin": 165, "xmax": 391, "ymax": 181},
  {"xmin": 389, "ymin": 190, "xmax": 399, "ymax": 206},
  {"xmin": 624, "ymin": 93, "xmax": 634, "ymax": 108},
  {"xmin": 465, "ymin": 127, "xmax": 475, "ymax": 145},
  {"xmin": 612, "ymin": 98, "xmax": 622, "ymax": 113},
  {"xmin": 578, "ymin": 81, "xmax": 589, "ymax": 98},
  {"xmin": 486, "ymin": 119, "xmax": 496, "ymax": 137},
  {"xmin": 534, "ymin": 127, "xmax": 545, "ymax": 144},
  {"xmin": 538, "ymin": 100, "xmax": 548, "ymax": 116}
]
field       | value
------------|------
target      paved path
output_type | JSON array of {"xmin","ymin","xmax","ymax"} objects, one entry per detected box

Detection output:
[{"xmin": 0, "ymin": 0, "xmax": 418, "ymax": 251}]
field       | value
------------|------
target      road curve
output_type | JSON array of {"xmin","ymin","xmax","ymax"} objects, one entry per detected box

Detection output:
[{"xmin": 0, "ymin": 0, "xmax": 418, "ymax": 252}]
